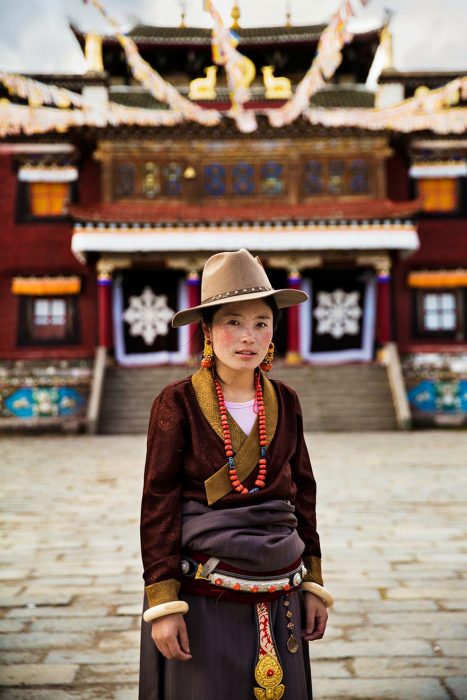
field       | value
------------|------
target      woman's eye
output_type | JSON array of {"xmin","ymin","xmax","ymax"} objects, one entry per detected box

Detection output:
[
  {"xmin": 257, "ymin": 322, "xmax": 268, "ymax": 328},
  {"xmin": 227, "ymin": 319, "xmax": 239, "ymax": 325}
]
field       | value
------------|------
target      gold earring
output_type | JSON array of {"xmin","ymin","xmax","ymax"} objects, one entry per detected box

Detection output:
[
  {"xmin": 260, "ymin": 342, "xmax": 274, "ymax": 372},
  {"xmin": 201, "ymin": 337, "xmax": 213, "ymax": 368}
]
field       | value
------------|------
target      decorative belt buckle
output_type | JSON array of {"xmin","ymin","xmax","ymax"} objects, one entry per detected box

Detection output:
[{"xmin": 194, "ymin": 563, "xmax": 210, "ymax": 581}]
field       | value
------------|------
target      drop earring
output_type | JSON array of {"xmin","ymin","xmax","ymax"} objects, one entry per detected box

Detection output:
[
  {"xmin": 201, "ymin": 337, "xmax": 213, "ymax": 368},
  {"xmin": 260, "ymin": 342, "xmax": 275, "ymax": 372}
]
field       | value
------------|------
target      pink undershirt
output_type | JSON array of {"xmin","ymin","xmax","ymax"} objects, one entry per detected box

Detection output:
[{"xmin": 224, "ymin": 398, "xmax": 257, "ymax": 436}]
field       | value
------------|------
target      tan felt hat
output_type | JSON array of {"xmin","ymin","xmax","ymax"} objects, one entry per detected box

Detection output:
[{"xmin": 172, "ymin": 248, "xmax": 308, "ymax": 328}]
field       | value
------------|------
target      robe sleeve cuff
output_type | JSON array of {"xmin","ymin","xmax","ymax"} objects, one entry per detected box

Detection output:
[
  {"xmin": 302, "ymin": 555, "xmax": 323, "ymax": 586},
  {"xmin": 145, "ymin": 579, "xmax": 181, "ymax": 607}
]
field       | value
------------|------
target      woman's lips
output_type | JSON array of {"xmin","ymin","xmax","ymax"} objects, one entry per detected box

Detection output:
[{"xmin": 235, "ymin": 351, "xmax": 256, "ymax": 356}]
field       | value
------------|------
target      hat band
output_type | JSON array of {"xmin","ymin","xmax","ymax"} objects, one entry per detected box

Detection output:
[{"xmin": 202, "ymin": 285, "xmax": 272, "ymax": 305}]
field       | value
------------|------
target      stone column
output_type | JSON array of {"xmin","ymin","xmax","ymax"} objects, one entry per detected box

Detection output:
[
  {"xmin": 186, "ymin": 270, "xmax": 201, "ymax": 354},
  {"xmin": 286, "ymin": 268, "xmax": 302, "ymax": 365},
  {"xmin": 376, "ymin": 262, "xmax": 392, "ymax": 345},
  {"xmin": 97, "ymin": 271, "xmax": 113, "ymax": 349}
]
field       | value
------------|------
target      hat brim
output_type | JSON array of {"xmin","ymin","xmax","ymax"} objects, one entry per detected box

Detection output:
[{"xmin": 171, "ymin": 288, "xmax": 308, "ymax": 328}]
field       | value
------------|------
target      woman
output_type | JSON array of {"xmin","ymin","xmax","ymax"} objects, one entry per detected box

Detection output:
[{"xmin": 139, "ymin": 249, "xmax": 334, "ymax": 700}]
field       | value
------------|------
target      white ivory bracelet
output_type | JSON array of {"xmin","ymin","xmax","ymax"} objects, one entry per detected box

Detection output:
[
  {"xmin": 143, "ymin": 600, "xmax": 189, "ymax": 623},
  {"xmin": 301, "ymin": 581, "xmax": 334, "ymax": 607}
]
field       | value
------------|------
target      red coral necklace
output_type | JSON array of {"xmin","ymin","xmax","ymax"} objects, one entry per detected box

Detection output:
[{"xmin": 213, "ymin": 368, "xmax": 268, "ymax": 494}]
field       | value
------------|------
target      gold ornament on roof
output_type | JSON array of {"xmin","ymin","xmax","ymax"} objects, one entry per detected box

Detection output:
[
  {"xmin": 189, "ymin": 66, "xmax": 217, "ymax": 100},
  {"xmin": 261, "ymin": 66, "xmax": 292, "ymax": 99},
  {"xmin": 231, "ymin": 3, "xmax": 241, "ymax": 29},
  {"xmin": 237, "ymin": 55, "xmax": 256, "ymax": 90},
  {"xmin": 84, "ymin": 33, "xmax": 104, "ymax": 73}
]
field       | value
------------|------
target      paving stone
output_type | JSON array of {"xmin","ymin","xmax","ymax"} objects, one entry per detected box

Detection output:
[
  {"xmin": 30, "ymin": 617, "xmax": 134, "ymax": 633},
  {"xmin": 1, "ymin": 431, "xmax": 466, "ymax": 698},
  {"xmin": 312, "ymin": 677, "xmax": 449, "ymax": 699},
  {"xmin": 0, "ymin": 632, "xmax": 95, "ymax": 650},
  {"xmin": 437, "ymin": 640, "xmax": 467, "ymax": 657},
  {"xmin": 445, "ymin": 677, "xmax": 467, "ymax": 699},
  {"xmin": 353, "ymin": 656, "xmax": 466, "ymax": 677},
  {"xmin": 0, "ymin": 664, "xmax": 78, "ymax": 686},
  {"xmin": 310, "ymin": 639, "xmax": 434, "ymax": 659},
  {"xmin": 75, "ymin": 663, "xmax": 139, "ymax": 685}
]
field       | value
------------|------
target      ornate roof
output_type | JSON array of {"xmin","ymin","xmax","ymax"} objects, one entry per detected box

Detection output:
[
  {"xmin": 109, "ymin": 85, "xmax": 375, "ymax": 110},
  {"xmin": 72, "ymin": 23, "xmax": 380, "ymax": 49},
  {"xmin": 70, "ymin": 199, "xmax": 420, "ymax": 226}
]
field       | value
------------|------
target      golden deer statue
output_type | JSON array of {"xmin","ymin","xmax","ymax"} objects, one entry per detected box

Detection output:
[
  {"xmin": 261, "ymin": 66, "xmax": 292, "ymax": 100},
  {"xmin": 189, "ymin": 66, "xmax": 218, "ymax": 100}
]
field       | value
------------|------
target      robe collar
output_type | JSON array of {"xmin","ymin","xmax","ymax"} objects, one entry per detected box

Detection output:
[{"xmin": 191, "ymin": 367, "xmax": 279, "ymax": 505}]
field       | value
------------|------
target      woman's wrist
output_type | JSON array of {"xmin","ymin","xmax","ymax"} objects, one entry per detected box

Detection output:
[
  {"xmin": 301, "ymin": 581, "xmax": 334, "ymax": 607},
  {"xmin": 143, "ymin": 600, "xmax": 189, "ymax": 623}
]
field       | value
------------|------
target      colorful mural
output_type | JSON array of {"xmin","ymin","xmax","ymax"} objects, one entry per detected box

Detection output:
[
  {"xmin": 0, "ymin": 360, "xmax": 91, "ymax": 424},
  {"xmin": 402, "ymin": 353, "xmax": 467, "ymax": 426}
]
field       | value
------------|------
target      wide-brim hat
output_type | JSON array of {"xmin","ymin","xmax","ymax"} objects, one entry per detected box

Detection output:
[{"xmin": 172, "ymin": 248, "xmax": 308, "ymax": 328}]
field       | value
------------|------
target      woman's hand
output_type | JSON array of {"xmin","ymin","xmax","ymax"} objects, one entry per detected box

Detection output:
[
  {"xmin": 151, "ymin": 613, "xmax": 192, "ymax": 661},
  {"xmin": 302, "ymin": 591, "xmax": 328, "ymax": 641}
]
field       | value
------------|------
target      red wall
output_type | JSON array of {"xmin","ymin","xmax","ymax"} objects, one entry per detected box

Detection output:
[
  {"xmin": 0, "ymin": 151, "xmax": 98, "ymax": 360},
  {"xmin": 393, "ymin": 218, "xmax": 467, "ymax": 351}
]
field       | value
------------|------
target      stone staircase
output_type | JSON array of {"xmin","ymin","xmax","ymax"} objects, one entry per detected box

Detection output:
[{"xmin": 98, "ymin": 362, "xmax": 398, "ymax": 433}]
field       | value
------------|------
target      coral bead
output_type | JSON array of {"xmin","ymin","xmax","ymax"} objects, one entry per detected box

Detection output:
[
  {"xmin": 255, "ymin": 480, "xmax": 266, "ymax": 488},
  {"xmin": 235, "ymin": 485, "xmax": 244, "ymax": 492},
  {"xmin": 233, "ymin": 583, "xmax": 241, "ymax": 591},
  {"xmin": 268, "ymin": 585, "xmax": 276, "ymax": 593},
  {"xmin": 226, "ymin": 450, "xmax": 234, "ymax": 457},
  {"xmin": 232, "ymin": 479, "xmax": 241, "ymax": 487}
]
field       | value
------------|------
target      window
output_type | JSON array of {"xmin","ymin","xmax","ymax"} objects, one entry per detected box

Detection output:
[
  {"xmin": 414, "ymin": 290, "xmax": 465, "ymax": 339},
  {"xmin": 204, "ymin": 164, "xmax": 226, "ymax": 196},
  {"xmin": 261, "ymin": 162, "xmax": 283, "ymax": 195},
  {"xmin": 115, "ymin": 163, "xmax": 137, "ymax": 198},
  {"xmin": 232, "ymin": 163, "xmax": 255, "ymax": 195},
  {"xmin": 304, "ymin": 160, "xmax": 323, "ymax": 195},
  {"xmin": 18, "ymin": 297, "xmax": 80, "ymax": 346},
  {"xmin": 418, "ymin": 178, "xmax": 458, "ymax": 212},
  {"xmin": 142, "ymin": 162, "xmax": 160, "ymax": 199},
  {"xmin": 422, "ymin": 293, "xmax": 457, "ymax": 331},
  {"xmin": 328, "ymin": 160, "xmax": 345, "ymax": 195},
  {"xmin": 162, "ymin": 162, "xmax": 183, "ymax": 196},
  {"xmin": 349, "ymin": 159, "xmax": 370, "ymax": 194},
  {"xmin": 303, "ymin": 157, "xmax": 373, "ymax": 197},
  {"xmin": 29, "ymin": 182, "xmax": 70, "ymax": 217}
]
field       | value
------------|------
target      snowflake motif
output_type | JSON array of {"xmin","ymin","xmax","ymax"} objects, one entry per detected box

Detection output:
[
  {"xmin": 313, "ymin": 288, "xmax": 362, "ymax": 339},
  {"xmin": 123, "ymin": 287, "xmax": 174, "ymax": 345}
]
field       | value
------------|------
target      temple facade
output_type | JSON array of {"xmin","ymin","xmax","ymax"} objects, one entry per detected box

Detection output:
[{"xmin": 1, "ymin": 15, "xmax": 466, "ymax": 430}]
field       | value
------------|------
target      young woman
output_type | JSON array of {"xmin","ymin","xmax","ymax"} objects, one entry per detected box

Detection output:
[{"xmin": 139, "ymin": 249, "xmax": 333, "ymax": 700}]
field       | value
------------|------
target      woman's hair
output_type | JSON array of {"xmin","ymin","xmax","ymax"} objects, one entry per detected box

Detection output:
[{"xmin": 192, "ymin": 296, "xmax": 281, "ymax": 356}]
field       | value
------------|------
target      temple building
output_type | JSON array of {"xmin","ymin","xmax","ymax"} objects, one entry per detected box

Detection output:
[{"xmin": 1, "ymin": 7, "xmax": 466, "ymax": 431}]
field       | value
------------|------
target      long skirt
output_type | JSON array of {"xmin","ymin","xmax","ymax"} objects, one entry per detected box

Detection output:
[{"xmin": 139, "ymin": 590, "xmax": 313, "ymax": 700}]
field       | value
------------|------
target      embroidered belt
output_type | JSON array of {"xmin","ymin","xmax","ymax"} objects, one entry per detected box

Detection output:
[{"xmin": 180, "ymin": 556, "xmax": 307, "ymax": 594}]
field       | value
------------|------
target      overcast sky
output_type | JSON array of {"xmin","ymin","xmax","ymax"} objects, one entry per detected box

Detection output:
[{"xmin": 0, "ymin": 0, "xmax": 466, "ymax": 74}]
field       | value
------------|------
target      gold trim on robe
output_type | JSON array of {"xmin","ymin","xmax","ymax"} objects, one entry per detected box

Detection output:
[{"xmin": 191, "ymin": 368, "xmax": 279, "ymax": 506}]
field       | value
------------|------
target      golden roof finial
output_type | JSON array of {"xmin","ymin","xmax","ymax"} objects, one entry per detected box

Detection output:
[
  {"xmin": 231, "ymin": 2, "xmax": 241, "ymax": 29},
  {"xmin": 285, "ymin": 1, "xmax": 292, "ymax": 27},
  {"xmin": 179, "ymin": 0, "xmax": 186, "ymax": 28}
]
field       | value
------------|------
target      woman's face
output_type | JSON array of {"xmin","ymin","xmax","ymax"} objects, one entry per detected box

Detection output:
[{"xmin": 205, "ymin": 298, "xmax": 274, "ymax": 373}]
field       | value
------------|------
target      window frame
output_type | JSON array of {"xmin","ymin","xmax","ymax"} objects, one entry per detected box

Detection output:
[
  {"xmin": 17, "ymin": 296, "xmax": 81, "ymax": 347},
  {"xmin": 16, "ymin": 180, "xmax": 76, "ymax": 224},
  {"xmin": 413, "ymin": 288, "xmax": 465, "ymax": 340},
  {"xmin": 416, "ymin": 177, "xmax": 460, "ymax": 215}
]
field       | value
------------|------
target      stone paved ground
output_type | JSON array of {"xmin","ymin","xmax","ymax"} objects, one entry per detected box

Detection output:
[{"xmin": 0, "ymin": 431, "xmax": 466, "ymax": 700}]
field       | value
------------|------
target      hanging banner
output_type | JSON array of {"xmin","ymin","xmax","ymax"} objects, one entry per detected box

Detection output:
[
  {"xmin": 268, "ymin": 0, "xmax": 369, "ymax": 127},
  {"xmin": 204, "ymin": 0, "xmax": 257, "ymax": 133},
  {"xmin": 113, "ymin": 271, "xmax": 189, "ymax": 366},
  {"xmin": 0, "ymin": 70, "xmax": 85, "ymax": 109},
  {"xmin": 300, "ymin": 269, "xmax": 376, "ymax": 363},
  {"xmin": 85, "ymin": 0, "xmax": 220, "ymax": 127}
]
